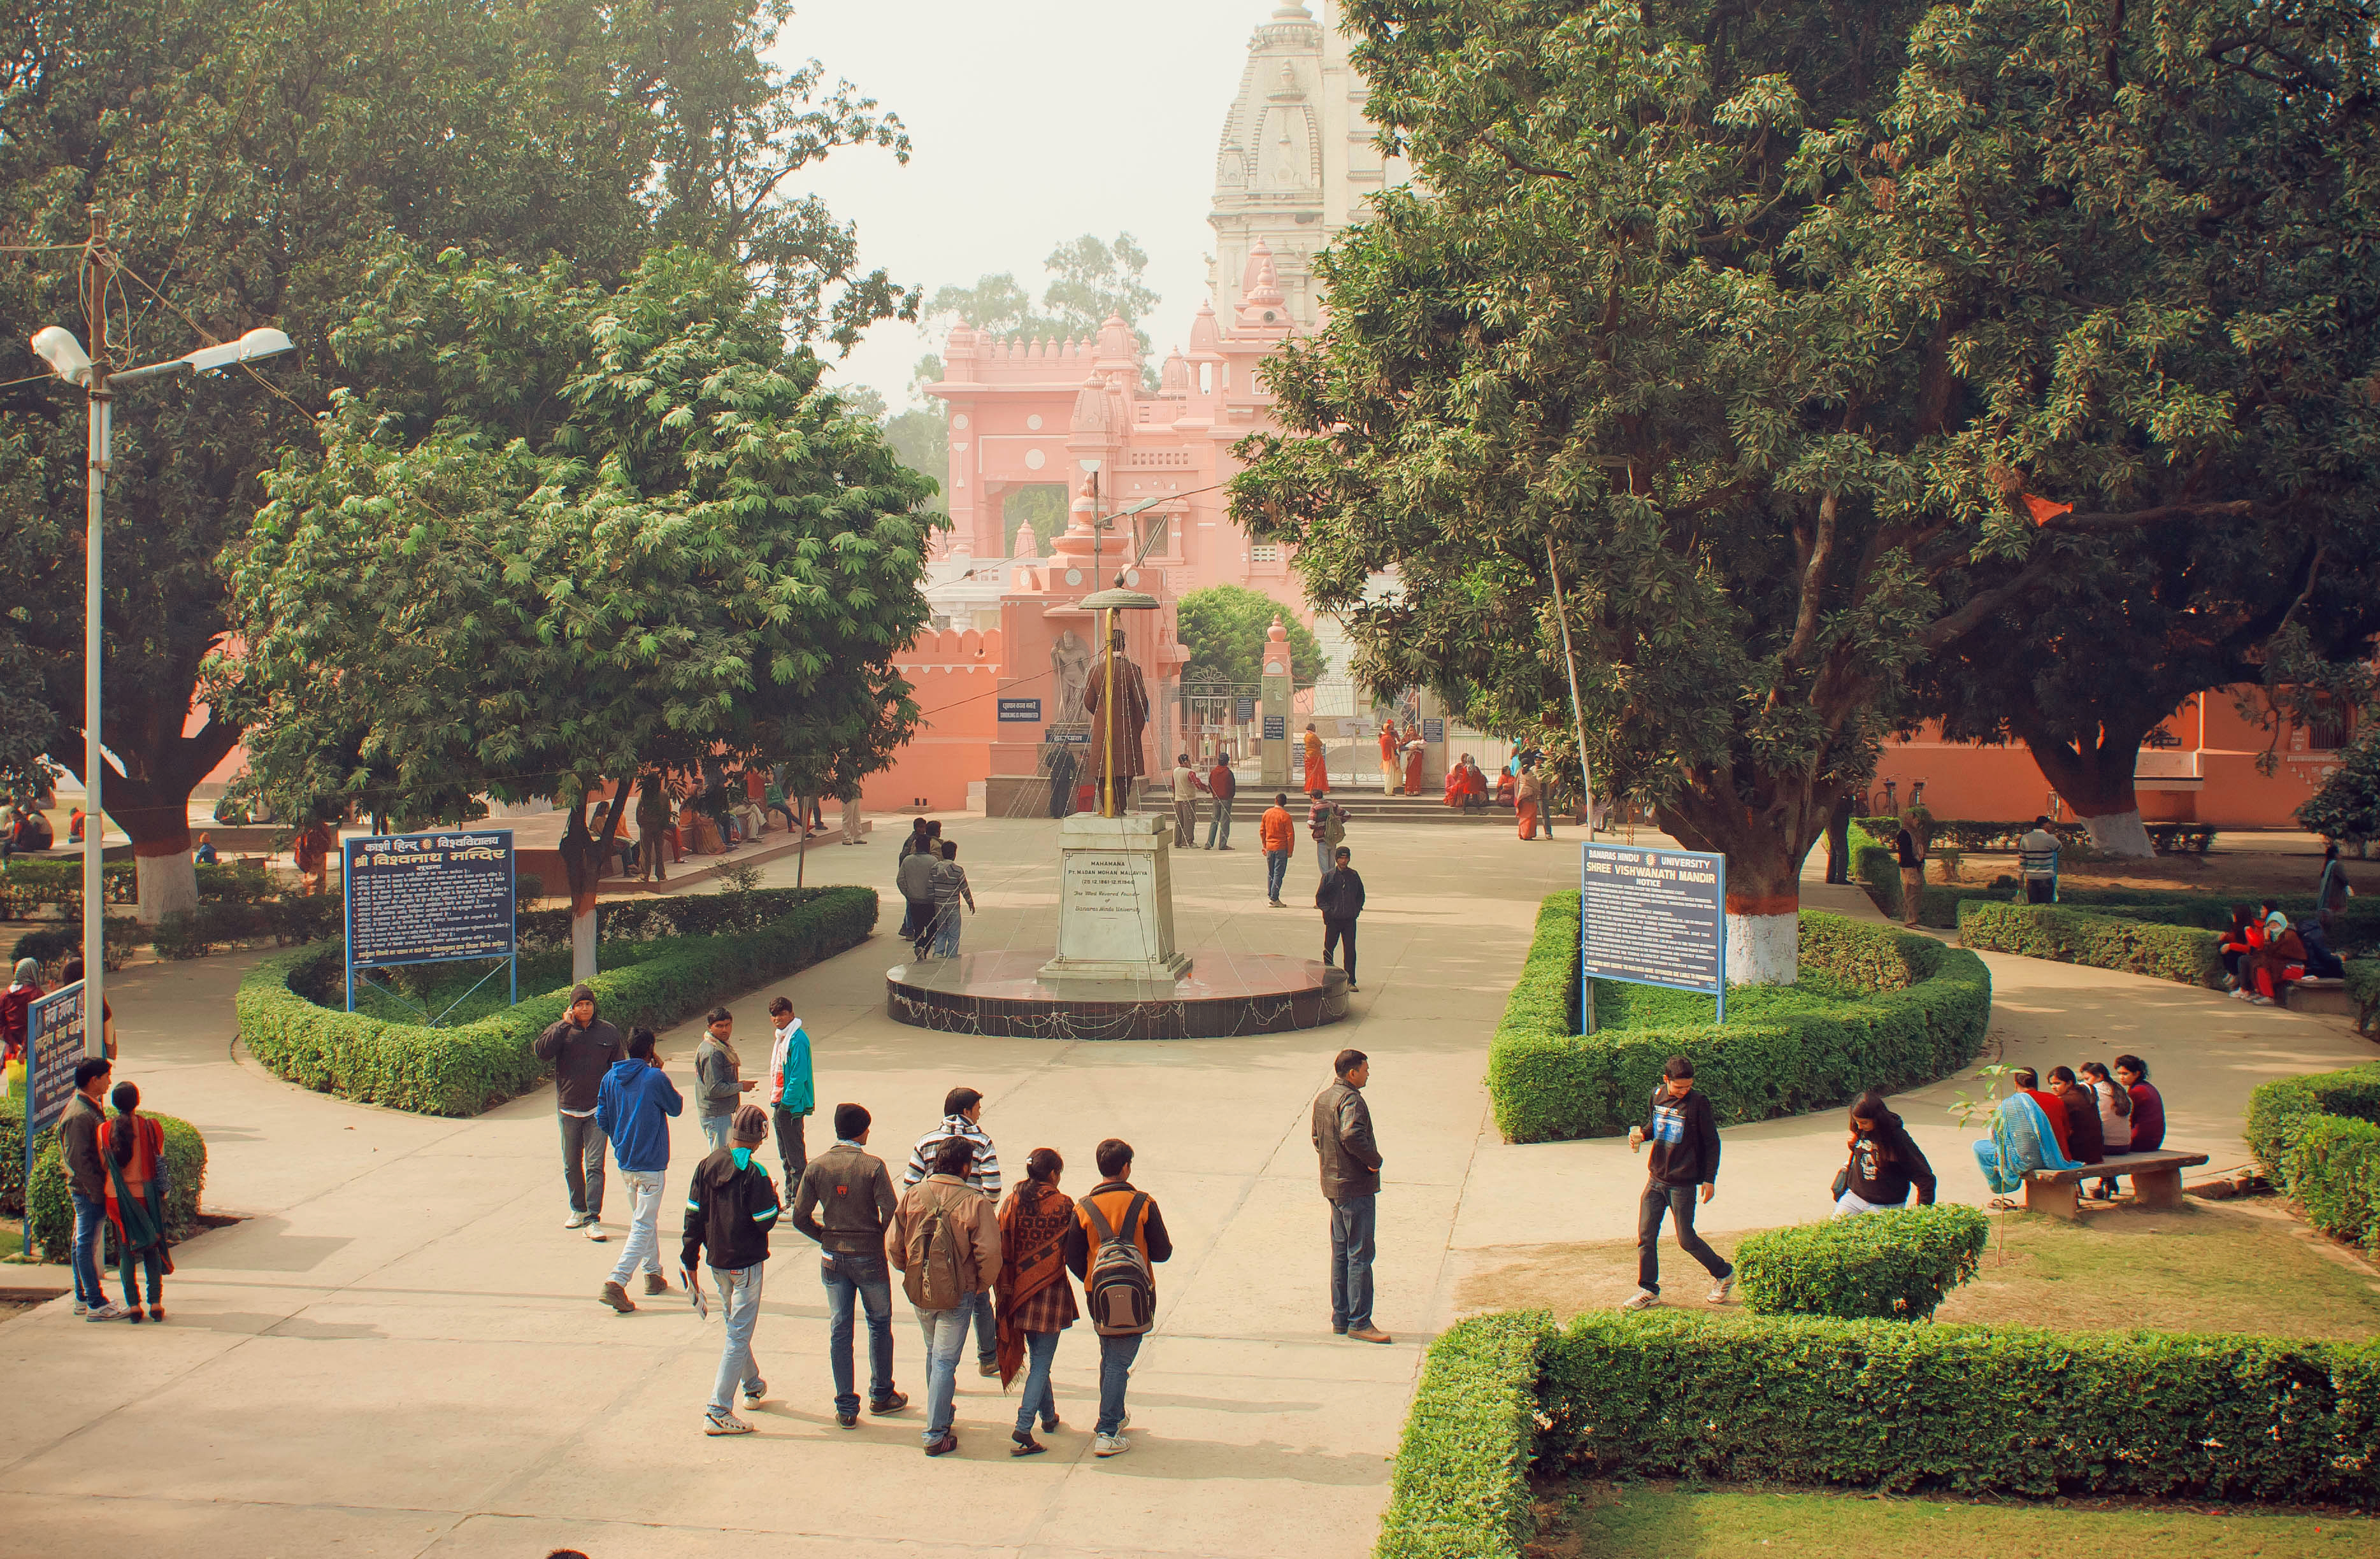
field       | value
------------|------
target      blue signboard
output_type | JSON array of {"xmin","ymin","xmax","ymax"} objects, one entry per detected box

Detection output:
[
  {"xmin": 998, "ymin": 697, "xmax": 1043, "ymax": 722},
  {"xmin": 1233, "ymin": 696, "xmax": 1256, "ymax": 723},
  {"xmin": 1423, "ymin": 717, "xmax": 1445, "ymax": 744},
  {"xmin": 1580, "ymin": 843, "xmax": 1727, "ymax": 1022},
  {"xmin": 1262, "ymin": 714, "xmax": 1287, "ymax": 741},
  {"xmin": 344, "ymin": 830, "xmax": 518, "ymax": 1016},
  {"xmin": 21, "ymin": 979, "xmax": 85, "ymax": 1253}
]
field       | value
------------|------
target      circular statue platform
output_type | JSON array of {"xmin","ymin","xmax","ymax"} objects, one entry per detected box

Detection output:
[{"xmin": 886, "ymin": 949, "xmax": 1349, "ymax": 1041}]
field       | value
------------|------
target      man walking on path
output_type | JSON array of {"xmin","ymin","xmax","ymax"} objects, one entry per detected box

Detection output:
[
  {"xmin": 693, "ymin": 1007, "xmax": 756, "ymax": 1152},
  {"xmin": 926, "ymin": 841, "xmax": 977, "ymax": 960},
  {"xmin": 1893, "ymin": 815, "xmax": 1927, "ymax": 927},
  {"xmin": 1308, "ymin": 796, "xmax": 1346, "ymax": 879},
  {"xmin": 792, "ymin": 1102, "xmax": 907, "ymax": 1428},
  {"xmin": 1260, "ymin": 792, "xmax": 1294, "ymax": 906},
  {"xmin": 903, "ymin": 1088, "xmax": 1003, "ymax": 1375},
  {"xmin": 1170, "ymin": 753, "xmax": 1201, "ymax": 848},
  {"xmin": 896, "ymin": 827, "xmax": 939, "ymax": 948},
  {"xmin": 838, "ymin": 783, "xmax": 866, "ymax": 846},
  {"xmin": 60, "ymin": 1057, "xmax": 125, "ymax": 1320},
  {"xmin": 534, "ymin": 985, "xmax": 624, "ymax": 1239},
  {"xmin": 887, "ymin": 1136, "xmax": 1001, "ymax": 1456},
  {"xmin": 1312, "ymin": 1050, "xmax": 1388, "ymax": 1343},
  {"xmin": 1315, "ymin": 846, "xmax": 1366, "ymax": 991},
  {"xmin": 1623, "ymin": 1056, "xmax": 1733, "ymax": 1310},
  {"xmin": 596, "ymin": 1028, "xmax": 681, "ymax": 1312},
  {"xmin": 1065, "ymin": 1137, "xmax": 1172, "ymax": 1458},
  {"xmin": 1046, "ymin": 744, "xmax": 1079, "ymax": 820},
  {"xmin": 1203, "ymin": 753, "xmax": 1237, "ymax": 850},
  {"xmin": 2318, "ymin": 843, "xmax": 2356, "ymax": 938},
  {"xmin": 765, "ymin": 996, "xmax": 813, "ymax": 1185},
  {"xmin": 681, "ymin": 1104, "xmax": 781, "ymax": 1434}
]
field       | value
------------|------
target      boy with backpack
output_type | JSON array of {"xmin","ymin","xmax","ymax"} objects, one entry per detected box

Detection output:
[
  {"xmin": 886, "ymin": 1135, "xmax": 1002, "ymax": 1457},
  {"xmin": 680, "ymin": 1104, "xmax": 782, "ymax": 1435},
  {"xmin": 1064, "ymin": 1137, "xmax": 1172, "ymax": 1458}
]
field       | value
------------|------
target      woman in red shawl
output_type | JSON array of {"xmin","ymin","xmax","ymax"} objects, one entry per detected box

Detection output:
[
  {"xmin": 995, "ymin": 1148, "xmax": 1078, "ymax": 1456},
  {"xmin": 101, "ymin": 1079, "xmax": 173, "ymax": 1321}
]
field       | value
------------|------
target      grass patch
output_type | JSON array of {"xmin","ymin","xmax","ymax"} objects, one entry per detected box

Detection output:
[
  {"xmin": 342, "ymin": 943, "xmax": 666, "ymax": 1027},
  {"xmin": 1456, "ymin": 1200, "xmax": 2380, "ymax": 1341},
  {"xmin": 1586, "ymin": 968, "xmax": 1862, "ymax": 1027},
  {"xmin": 1531, "ymin": 1481, "xmax": 2376, "ymax": 1558}
]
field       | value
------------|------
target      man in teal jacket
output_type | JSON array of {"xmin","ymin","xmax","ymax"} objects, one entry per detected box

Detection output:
[{"xmin": 767, "ymin": 994, "xmax": 814, "ymax": 1183}]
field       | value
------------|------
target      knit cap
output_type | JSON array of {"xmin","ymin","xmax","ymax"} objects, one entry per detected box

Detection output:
[{"xmin": 730, "ymin": 1104, "xmax": 769, "ymax": 1146}]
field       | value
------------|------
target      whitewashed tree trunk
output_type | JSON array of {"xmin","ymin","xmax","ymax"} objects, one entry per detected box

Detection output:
[
  {"xmin": 134, "ymin": 850, "xmax": 198, "ymax": 925},
  {"xmin": 1725, "ymin": 911, "xmax": 1798, "ymax": 986},
  {"xmin": 2078, "ymin": 808, "xmax": 2154, "ymax": 858},
  {"xmin": 571, "ymin": 904, "xmax": 597, "ymax": 983}
]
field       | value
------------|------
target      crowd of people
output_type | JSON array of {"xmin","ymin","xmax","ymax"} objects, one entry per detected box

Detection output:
[
  {"xmin": 2219, "ymin": 896, "xmax": 2349, "ymax": 1006},
  {"xmin": 1973, "ymin": 1055, "xmax": 2168, "ymax": 1202}
]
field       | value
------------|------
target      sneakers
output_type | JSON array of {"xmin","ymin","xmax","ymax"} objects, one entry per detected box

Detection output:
[
  {"xmin": 71, "ymin": 1300, "xmax": 88, "ymax": 1316},
  {"xmin": 1346, "ymin": 1325, "xmax": 1393, "ymax": 1344},
  {"xmin": 2230, "ymin": 986, "xmax": 2253, "ymax": 1002},
  {"xmin": 1708, "ymin": 1275, "xmax": 1736, "ymax": 1305},
  {"xmin": 977, "ymin": 1359, "xmax": 1000, "ymax": 1378},
  {"xmin": 643, "ymin": 1271, "xmax": 670, "ymax": 1296},
  {"xmin": 600, "ymin": 1281, "xmax": 636, "ymax": 1313},
  {"xmin": 1093, "ymin": 1432, "xmax": 1131, "ymax": 1457},
  {"xmin": 563, "ymin": 1213, "xmax": 589, "ymax": 1229},
  {"xmin": 743, "ymin": 1378, "xmax": 767, "ymax": 1406},
  {"xmin": 1619, "ymin": 1288, "xmax": 1661, "ymax": 1311},
  {"xmin": 870, "ymin": 1390, "xmax": 910, "ymax": 1415},
  {"xmin": 2249, "ymin": 994, "xmax": 2276, "ymax": 1006},
  {"xmin": 585, "ymin": 1220, "xmax": 608, "ymax": 1241},
  {"xmin": 1268, "ymin": 898, "xmax": 1284, "ymax": 908},
  {"xmin": 703, "ymin": 1412, "xmax": 754, "ymax": 1436},
  {"xmin": 85, "ymin": 1302, "xmax": 130, "ymax": 1322},
  {"xmin": 924, "ymin": 1433, "xmax": 960, "ymax": 1457},
  {"xmin": 836, "ymin": 1409, "xmax": 859, "ymax": 1428}
]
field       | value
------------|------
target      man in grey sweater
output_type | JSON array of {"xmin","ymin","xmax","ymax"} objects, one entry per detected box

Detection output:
[
  {"xmin": 533, "ymin": 984, "xmax": 624, "ymax": 1239},
  {"xmin": 693, "ymin": 1005, "xmax": 757, "ymax": 1152}
]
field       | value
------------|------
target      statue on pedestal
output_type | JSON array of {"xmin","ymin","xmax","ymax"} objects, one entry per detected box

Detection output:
[
  {"xmin": 1080, "ymin": 627, "xmax": 1150, "ymax": 813},
  {"xmin": 1050, "ymin": 627, "xmax": 1093, "ymax": 721}
]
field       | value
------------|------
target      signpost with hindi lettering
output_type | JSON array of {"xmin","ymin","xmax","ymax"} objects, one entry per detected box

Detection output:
[
  {"xmin": 343, "ymin": 830, "xmax": 518, "ymax": 1016},
  {"xmin": 21, "ymin": 980, "xmax": 85, "ymax": 1256},
  {"xmin": 1579, "ymin": 843, "xmax": 1727, "ymax": 1025}
]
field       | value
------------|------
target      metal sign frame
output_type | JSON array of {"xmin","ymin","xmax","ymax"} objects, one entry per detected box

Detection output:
[
  {"xmin": 20, "ymin": 979, "xmax": 86, "ymax": 1259},
  {"xmin": 1579, "ymin": 843, "xmax": 1728, "ymax": 1029},
  {"xmin": 343, "ymin": 829, "xmax": 519, "ymax": 1022}
]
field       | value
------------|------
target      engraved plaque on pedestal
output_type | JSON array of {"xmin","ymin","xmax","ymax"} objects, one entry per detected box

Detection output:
[{"xmin": 1038, "ymin": 812, "xmax": 1193, "ymax": 984}]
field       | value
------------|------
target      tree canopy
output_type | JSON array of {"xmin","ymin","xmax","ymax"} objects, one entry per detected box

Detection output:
[
  {"xmin": 1230, "ymin": 0, "xmax": 2380, "ymax": 976},
  {"xmin": 914, "ymin": 232, "xmax": 1164, "ymax": 392},
  {"xmin": 1177, "ymin": 586, "xmax": 1327, "ymax": 689}
]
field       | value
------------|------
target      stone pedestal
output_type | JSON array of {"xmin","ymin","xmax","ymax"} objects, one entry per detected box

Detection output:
[
  {"xmin": 1259, "ymin": 615, "xmax": 1293, "ymax": 790},
  {"xmin": 1038, "ymin": 812, "xmax": 1193, "ymax": 983}
]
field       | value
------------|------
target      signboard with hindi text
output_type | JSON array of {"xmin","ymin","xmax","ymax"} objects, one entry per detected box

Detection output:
[
  {"xmin": 1580, "ymin": 843, "xmax": 1727, "ymax": 1022},
  {"xmin": 345, "ymin": 830, "xmax": 516, "ymax": 971},
  {"xmin": 25, "ymin": 981, "xmax": 86, "ymax": 1136},
  {"xmin": 998, "ymin": 697, "xmax": 1043, "ymax": 722}
]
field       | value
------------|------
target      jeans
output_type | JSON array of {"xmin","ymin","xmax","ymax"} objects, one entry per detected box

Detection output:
[
  {"xmin": 1315, "ymin": 839, "xmax": 1333, "ymax": 877},
  {"xmin": 821, "ymin": 1249, "xmax": 895, "ymax": 1414},
  {"xmin": 701, "ymin": 1114, "xmax": 732, "ymax": 1153},
  {"xmin": 1096, "ymin": 1331, "xmax": 1142, "ymax": 1435},
  {"xmin": 1328, "ymin": 1192, "xmax": 1377, "ymax": 1330},
  {"xmin": 1323, "ymin": 916, "xmax": 1358, "ymax": 985},
  {"xmin": 69, "ymin": 1188, "xmax": 106, "ymax": 1306},
  {"xmin": 558, "ymin": 1111, "xmax": 606, "ymax": 1219},
  {"xmin": 772, "ymin": 1107, "xmax": 808, "ymax": 1185},
  {"xmin": 1637, "ymin": 1180, "xmax": 1731, "ymax": 1294},
  {"xmin": 608, "ymin": 1168, "xmax": 665, "ymax": 1285},
  {"xmin": 931, "ymin": 905, "xmax": 963, "ymax": 959},
  {"xmin": 1207, "ymin": 800, "xmax": 1233, "ymax": 848},
  {"xmin": 1265, "ymin": 849, "xmax": 1289, "ymax": 902},
  {"xmin": 914, "ymin": 1304, "xmax": 971, "ymax": 1441},
  {"xmin": 707, "ymin": 1262, "xmax": 766, "ymax": 1416},
  {"xmin": 1014, "ymin": 1328, "xmax": 1061, "ymax": 1434}
]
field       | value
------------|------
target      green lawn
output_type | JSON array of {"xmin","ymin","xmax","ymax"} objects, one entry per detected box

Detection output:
[
  {"xmin": 1537, "ymin": 1483, "xmax": 2376, "ymax": 1558},
  {"xmin": 1588, "ymin": 968, "xmax": 1861, "ymax": 1028},
  {"xmin": 340, "ymin": 941, "xmax": 666, "ymax": 1027}
]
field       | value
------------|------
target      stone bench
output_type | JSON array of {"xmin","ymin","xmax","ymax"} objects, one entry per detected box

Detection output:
[
  {"xmin": 2284, "ymin": 976, "xmax": 2352, "ymax": 1018},
  {"xmin": 2025, "ymin": 1150, "xmax": 2209, "ymax": 1220}
]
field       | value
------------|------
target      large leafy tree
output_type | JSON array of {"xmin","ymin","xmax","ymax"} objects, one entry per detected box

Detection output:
[
  {"xmin": 0, "ymin": 0, "xmax": 912, "ymax": 921},
  {"xmin": 912, "ymin": 232, "xmax": 1165, "ymax": 392},
  {"xmin": 1177, "ymin": 585, "xmax": 1326, "ymax": 689},
  {"xmin": 1231, "ymin": 0, "xmax": 2380, "ymax": 979},
  {"xmin": 229, "ymin": 248, "xmax": 938, "ymax": 974}
]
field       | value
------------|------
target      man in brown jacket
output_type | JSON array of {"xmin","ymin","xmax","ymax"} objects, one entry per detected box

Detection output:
[
  {"xmin": 886, "ymin": 1135, "xmax": 1001, "ymax": 1456},
  {"xmin": 1312, "ymin": 1048, "xmax": 1388, "ymax": 1343}
]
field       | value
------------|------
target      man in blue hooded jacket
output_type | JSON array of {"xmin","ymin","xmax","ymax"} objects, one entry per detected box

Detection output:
[{"xmin": 597, "ymin": 1027, "xmax": 682, "ymax": 1312}]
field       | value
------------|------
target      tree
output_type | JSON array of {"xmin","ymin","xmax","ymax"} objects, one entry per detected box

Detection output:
[
  {"xmin": 1231, "ymin": 0, "xmax": 2380, "ymax": 981},
  {"xmin": 0, "ymin": 0, "xmax": 912, "ymax": 922},
  {"xmin": 1177, "ymin": 586, "xmax": 1325, "ymax": 689},
  {"xmin": 228, "ymin": 247, "xmax": 938, "ymax": 978},
  {"xmin": 2299, "ymin": 726, "xmax": 2380, "ymax": 855},
  {"xmin": 915, "ymin": 232, "xmax": 1165, "ymax": 390}
]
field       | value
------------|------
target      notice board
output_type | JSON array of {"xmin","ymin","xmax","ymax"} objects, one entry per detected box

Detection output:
[
  {"xmin": 1580, "ymin": 843, "xmax": 1726, "ymax": 1017},
  {"xmin": 345, "ymin": 830, "xmax": 517, "ymax": 970},
  {"xmin": 24, "ymin": 981, "xmax": 87, "ymax": 1136}
]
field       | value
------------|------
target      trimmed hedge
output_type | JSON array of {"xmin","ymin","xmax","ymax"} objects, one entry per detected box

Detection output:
[
  {"xmin": 1956, "ymin": 899, "xmax": 2225, "ymax": 987},
  {"xmin": 1375, "ymin": 1311, "xmax": 1545, "ymax": 1559},
  {"xmin": 2246, "ymin": 1062, "xmax": 2380, "ymax": 1252},
  {"xmin": 2349, "ymin": 960, "xmax": 2379, "ymax": 1034},
  {"xmin": 6, "ymin": 1111, "xmax": 208, "ymax": 1261},
  {"xmin": 1734, "ymin": 1204, "xmax": 1989, "ymax": 1320},
  {"xmin": 2245, "ymin": 1062, "xmax": 2380, "ymax": 1178},
  {"xmin": 1537, "ymin": 1311, "xmax": 2380, "ymax": 1504},
  {"xmin": 1486, "ymin": 895, "xmax": 1991, "ymax": 1143},
  {"xmin": 1847, "ymin": 818, "xmax": 1905, "ymax": 920},
  {"xmin": 238, "ymin": 886, "xmax": 877, "ymax": 1116},
  {"xmin": 1918, "ymin": 883, "xmax": 2380, "ymax": 944}
]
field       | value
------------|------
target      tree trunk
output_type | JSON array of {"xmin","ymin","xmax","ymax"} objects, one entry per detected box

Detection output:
[
  {"xmin": 1658, "ymin": 774, "xmax": 1833, "ymax": 988},
  {"xmin": 2014, "ymin": 718, "xmax": 2156, "ymax": 859},
  {"xmin": 557, "ymin": 778, "xmax": 633, "ymax": 983},
  {"xmin": 58, "ymin": 701, "xmax": 238, "ymax": 925}
]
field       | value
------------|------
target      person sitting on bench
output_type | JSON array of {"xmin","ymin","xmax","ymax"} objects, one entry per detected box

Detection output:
[
  {"xmin": 1972, "ymin": 1086, "xmax": 2082, "ymax": 1197},
  {"xmin": 2091, "ymin": 1054, "xmax": 2165, "ymax": 1202}
]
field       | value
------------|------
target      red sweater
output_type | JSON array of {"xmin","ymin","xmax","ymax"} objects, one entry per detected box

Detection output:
[{"xmin": 2021, "ymin": 1088, "xmax": 2072, "ymax": 1157}]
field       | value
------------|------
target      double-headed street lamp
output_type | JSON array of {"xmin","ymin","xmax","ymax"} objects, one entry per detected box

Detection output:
[{"xmin": 27, "ymin": 317, "xmax": 292, "ymax": 1054}]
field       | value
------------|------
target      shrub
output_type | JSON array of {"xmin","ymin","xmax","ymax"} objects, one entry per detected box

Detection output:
[
  {"xmin": 1537, "ymin": 1310, "xmax": 2380, "ymax": 1504},
  {"xmin": 238, "ymin": 886, "xmax": 877, "ymax": 1115},
  {"xmin": 1847, "ymin": 817, "xmax": 1903, "ymax": 919},
  {"xmin": 1956, "ymin": 901, "xmax": 2225, "ymax": 986},
  {"xmin": 2349, "ymin": 960, "xmax": 2379, "ymax": 1035},
  {"xmin": 1, "ymin": 860, "xmax": 136, "ymax": 905},
  {"xmin": 1486, "ymin": 897, "xmax": 1991, "ymax": 1143},
  {"xmin": 1733, "ymin": 1204, "xmax": 1989, "ymax": 1320},
  {"xmin": 2244, "ymin": 1062, "xmax": 2380, "ymax": 1178},
  {"xmin": 2286, "ymin": 1115, "xmax": 2380, "ymax": 1253},
  {"xmin": 1375, "ymin": 1312, "xmax": 1546, "ymax": 1559},
  {"xmin": 16, "ymin": 1112, "xmax": 208, "ymax": 1258},
  {"xmin": 2298, "ymin": 723, "xmax": 2380, "ymax": 850}
]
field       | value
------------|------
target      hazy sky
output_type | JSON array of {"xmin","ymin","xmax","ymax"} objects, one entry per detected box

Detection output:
[{"xmin": 777, "ymin": 1, "xmax": 1282, "ymax": 408}]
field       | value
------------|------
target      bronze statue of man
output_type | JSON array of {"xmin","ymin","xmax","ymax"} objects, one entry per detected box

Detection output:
[{"xmin": 1079, "ymin": 626, "xmax": 1150, "ymax": 815}]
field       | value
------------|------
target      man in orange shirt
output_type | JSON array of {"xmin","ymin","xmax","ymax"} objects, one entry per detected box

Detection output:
[{"xmin": 1259, "ymin": 792, "xmax": 1295, "ymax": 908}]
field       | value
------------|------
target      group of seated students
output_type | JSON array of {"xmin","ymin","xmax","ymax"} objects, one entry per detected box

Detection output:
[
  {"xmin": 2218, "ymin": 901, "xmax": 2346, "ymax": 1006},
  {"xmin": 1973, "ymin": 1054, "xmax": 2166, "ymax": 1202}
]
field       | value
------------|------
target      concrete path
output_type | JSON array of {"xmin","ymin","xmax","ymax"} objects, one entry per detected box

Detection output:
[{"xmin": 2, "ymin": 818, "xmax": 2369, "ymax": 1558}]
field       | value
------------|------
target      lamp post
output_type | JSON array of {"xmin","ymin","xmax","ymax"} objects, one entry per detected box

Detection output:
[{"xmin": 29, "ymin": 294, "xmax": 292, "ymax": 1055}]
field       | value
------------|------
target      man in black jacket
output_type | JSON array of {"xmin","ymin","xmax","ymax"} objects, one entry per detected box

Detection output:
[
  {"xmin": 1315, "ymin": 845, "xmax": 1366, "ymax": 992},
  {"xmin": 1623, "ymin": 1055, "xmax": 1733, "ymax": 1309},
  {"xmin": 1311, "ymin": 1049, "xmax": 1389, "ymax": 1343},
  {"xmin": 683, "ymin": 1104, "xmax": 782, "ymax": 1435},
  {"xmin": 533, "ymin": 984, "xmax": 624, "ymax": 1239}
]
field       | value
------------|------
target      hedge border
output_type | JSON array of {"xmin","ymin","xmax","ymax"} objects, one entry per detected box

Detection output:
[
  {"xmin": 1733, "ymin": 1203, "xmax": 1991, "ymax": 1320},
  {"xmin": 2246, "ymin": 1061, "xmax": 2380, "ymax": 1252},
  {"xmin": 1956, "ymin": 899, "xmax": 2226, "ymax": 988},
  {"xmin": 2, "ymin": 1111, "xmax": 207, "ymax": 1261},
  {"xmin": 1486, "ymin": 895, "xmax": 1991, "ymax": 1143},
  {"xmin": 237, "ymin": 886, "xmax": 877, "ymax": 1116},
  {"xmin": 1375, "ymin": 1311, "xmax": 1546, "ymax": 1559}
]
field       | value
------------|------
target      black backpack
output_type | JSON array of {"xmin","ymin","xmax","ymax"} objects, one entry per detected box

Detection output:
[{"xmin": 1082, "ymin": 1192, "xmax": 1156, "ymax": 1336}]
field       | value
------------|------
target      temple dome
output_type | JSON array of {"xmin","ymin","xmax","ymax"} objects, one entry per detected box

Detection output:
[{"xmin": 1070, "ymin": 373, "xmax": 1114, "ymax": 434}]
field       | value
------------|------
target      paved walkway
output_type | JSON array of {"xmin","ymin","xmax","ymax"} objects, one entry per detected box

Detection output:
[{"xmin": 1, "ymin": 819, "xmax": 2369, "ymax": 1558}]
